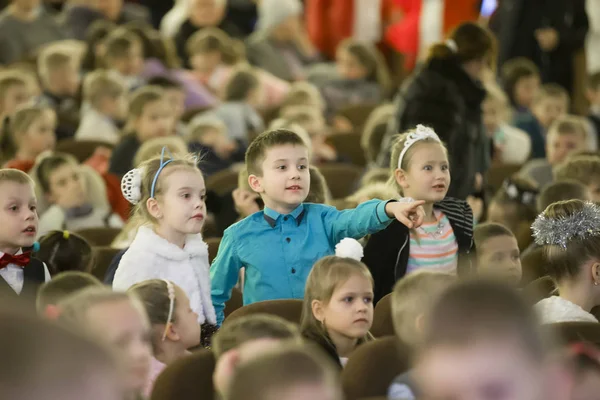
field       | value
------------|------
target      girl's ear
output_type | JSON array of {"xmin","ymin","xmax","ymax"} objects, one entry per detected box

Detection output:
[
  {"xmin": 394, "ymin": 168, "xmax": 409, "ymax": 190},
  {"xmin": 248, "ymin": 174, "xmax": 264, "ymax": 193},
  {"xmin": 311, "ymin": 299, "xmax": 325, "ymax": 322},
  {"xmin": 591, "ymin": 262, "xmax": 600, "ymax": 286},
  {"xmin": 165, "ymin": 322, "xmax": 181, "ymax": 341},
  {"xmin": 146, "ymin": 197, "xmax": 162, "ymax": 220}
]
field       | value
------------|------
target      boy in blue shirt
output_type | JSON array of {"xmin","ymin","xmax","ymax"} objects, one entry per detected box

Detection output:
[{"xmin": 210, "ymin": 129, "xmax": 424, "ymax": 324}]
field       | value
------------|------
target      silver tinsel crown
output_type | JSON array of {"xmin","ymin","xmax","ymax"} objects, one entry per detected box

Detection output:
[{"xmin": 531, "ymin": 201, "xmax": 600, "ymax": 249}]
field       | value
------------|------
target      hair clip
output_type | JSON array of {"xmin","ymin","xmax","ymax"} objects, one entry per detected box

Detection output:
[
  {"xmin": 161, "ymin": 279, "xmax": 176, "ymax": 342},
  {"xmin": 502, "ymin": 179, "xmax": 538, "ymax": 206},
  {"xmin": 151, "ymin": 147, "xmax": 174, "ymax": 199},
  {"xmin": 121, "ymin": 168, "xmax": 143, "ymax": 205},
  {"xmin": 445, "ymin": 39, "xmax": 458, "ymax": 53},
  {"xmin": 532, "ymin": 201, "xmax": 600, "ymax": 249},
  {"xmin": 397, "ymin": 125, "xmax": 441, "ymax": 169},
  {"xmin": 63, "ymin": 230, "xmax": 70, "ymax": 240},
  {"xmin": 335, "ymin": 238, "xmax": 364, "ymax": 261}
]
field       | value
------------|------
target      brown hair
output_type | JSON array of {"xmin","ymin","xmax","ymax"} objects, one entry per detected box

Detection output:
[
  {"xmin": 421, "ymin": 279, "xmax": 547, "ymax": 361},
  {"xmin": 533, "ymin": 83, "xmax": 570, "ymax": 106},
  {"xmin": 128, "ymin": 85, "xmax": 165, "ymax": 119},
  {"xmin": 81, "ymin": 19, "xmax": 117, "ymax": 70},
  {"xmin": 306, "ymin": 166, "xmax": 330, "ymax": 204},
  {"xmin": 338, "ymin": 39, "xmax": 391, "ymax": 90},
  {"xmin": 587, "ymin": 71, "xmax": 600, "ymax": 91},
  {"xmin": 7, "ymin": 105, "xmax": 55, "ymax": 150},
  {"xmin": 491, "ymin": 176, "xmax": 539, "ymax": 223},
  {"xmin": 0, "ymin": 70, "xmax": 28, "ymax": 99},
  {"xmin": 300, "ymin": 256, "xmax": 374, "ymax": 348},
  {"xmin": 82, "ymin": 70, "xmax": 126, "ymax": 106},
  {"xmin": 245, "ymin": 129, "xmax": 308, "ymax": 176},
  {"xmin": 186, "ymin": 27, "xmax": 244, "ymax": 64},
  {"xmin": 0, "ymin": 168, "xmax": 34, "ymax": 186},
  {"xmin": 227, "ymin": 343, "xmax": 343, "ymax": 400},
  {"xmin": 38, "ymin": 47, "xmax": 75, "ymax": 81},
  {"xmin": 541, "ymin": 200, "xmax": 600, "ymax": 282},
  {"xmin": 554, "ymin": 155, "xmax": 600, "ymax": 187},
  {"xmin": 427, "ymin": 22, "xmax": 497, "ymax": 67},
  {"xmin": 37, "ymin": 231, "xmax": 94, "ymax": 276},
  {"xmin": 103, "ymin": 29, "xmax": 141, "ymax": 60},
  {"xmin": 473, "ymin": 223, "xmax": 516, "ymax": 251},
  {"xmin": 213, "ymin": 314, "xmax": 301, "ymax": 358},
  {"xmin": 538, "ymin": 179, "xmax": 590, "ymax": 213},
  {"xmin": 547, "ymin": 115, "xmax": 588, "ymax": 141},
  {"xmin": 223, "ymin": 66, "xmax": 260, "ymax": 102},
  {"xmin": 36, "ymin": 271, "xmax": 102, "ymax": 312},
  {"xmin": 280, "ymin": 82, "xmax": 324, "ymax": 112},
  {"xmin": 34, "ymin": 153, "xmax": 78, "ymax": 194},
  {"xmin": 392, "ymin": 270, "xmax": 454, "ymax": 347},
  {"xmin": 501, "ymin": 57, "xmax": 540, "ymax": 106}
]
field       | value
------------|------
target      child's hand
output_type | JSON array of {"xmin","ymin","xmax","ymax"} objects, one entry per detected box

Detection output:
[
  {"xmin": 233, "ymin": 188, "xmax": 260, "ymax": 217},
  {"xmin": 385, "ymin": 200, "xmax": 426, "ymax": 229}
]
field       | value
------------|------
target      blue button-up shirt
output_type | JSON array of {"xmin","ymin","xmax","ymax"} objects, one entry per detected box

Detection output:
[{"xmin": 210, "ymin": 199, "xmax": 392, "ymax": 324}]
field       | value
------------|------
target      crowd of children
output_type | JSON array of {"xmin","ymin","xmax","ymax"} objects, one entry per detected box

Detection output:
[{"xmin": 3, "ymin": 1, "xmax": 600, "ymax": 400}]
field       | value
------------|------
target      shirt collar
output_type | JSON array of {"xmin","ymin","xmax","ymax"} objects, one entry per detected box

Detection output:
[
  {"xmin": 0, "ymin": 248, "xmax": 23, "ymax": 258},
  {"xmin": 263, "ymin": 204, "xmax": 305, "ymax": 228}
]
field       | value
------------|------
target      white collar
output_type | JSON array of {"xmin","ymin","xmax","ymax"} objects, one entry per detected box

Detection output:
[
  {"xmin": 0, "ymin": 248, "xmax": 24, "ymax": 258},
  {"xmin": 129, "ymin": 225, "xmax": 208, "ymax": 261},
  {"xmin": 536, "ymin": 296, "xmax": 599, "ymax": 324}
]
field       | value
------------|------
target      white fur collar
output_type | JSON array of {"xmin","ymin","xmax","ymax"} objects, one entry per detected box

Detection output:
[
  {"xmin": 535, "ymin": 296, "xmax": 599, "ymax": 324},
  {"xmin": 129, "ymin": 225, "xmax": 208, "ymax": 261}
]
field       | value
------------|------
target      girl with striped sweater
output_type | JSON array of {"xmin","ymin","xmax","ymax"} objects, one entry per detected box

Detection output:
[{"xmin": 363, "ymin": 125, "xmax": 474, "ymax": 303}]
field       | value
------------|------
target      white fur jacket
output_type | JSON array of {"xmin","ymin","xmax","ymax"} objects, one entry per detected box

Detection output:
[
  {"xmin": 113, "ymin": 226, "xmax": 217, "ymax": 325},
  {"xmin": 535, "ymin": 296, "xmax": 598, "ymax": 324}
]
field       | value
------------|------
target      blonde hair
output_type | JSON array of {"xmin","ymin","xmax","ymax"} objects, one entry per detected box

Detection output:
[
  {"xmin": 533, "ymin": 83, "xmax": 570, "ymax": 106},
  {"xmin": 392, "ymin": 270, "xmax": 454, "ymax": 347},
  {"xmin": 338, "ymin": 39, "xmax": 391, "ymax": 90},
  {"xmin": 128, "ymin": 85, "xmax": 165, "ymax": 119},
  {"xmin": 361, "ymin": 104, "xmax": 394, "ymax": 164},
  {"xmin": 484, "ymin": 82, "xmax": 512, "ymax": 124},
  {"xmin": 0, "ymin": 70, "xmax": 29, "ymax": 100},
  {"xmin": 82, "ymin": 70, "xmax": 126, "ymax": 106},
  {"xmin": 0, "ymin": 168, "xmax": 34, "ymax": 186},
  {"xmin": 133, "ymin": 136, "xmax": 188, "ymax": 167},
  {"xmin": 547, "ymin": 115, "xmax": 588, "ymax": 142},
  {"xmin": 38, "ymin": 46, "xmax": 76, "ymax": 82},
  {"xmin": 186, "ymin": 27, "xmax": 245, "ymax": 64},
  {"xmin": 9, "ymin": 105, "xmax": 54, "ymax": 145},
  {"xmin": 554, "ymin": 155, "xmax": 600, "ymax": 186},
  {"xmin": 300, "ymin": 256, "xmax": 374, "ymax": 345},
  {"xmin": 280, "ymin": 82, "xmax": 324, "ymax": 112},
  {"xmin": 345, "ymin": 182, "xmax": 398, "ymax": 209},
  {"xmin": 36, "ymin": 271, "xmax": 102, "ymax": 313},
  {"xmin": 187, "ymin": 115, "xmax": 226, "ymax": 143},
  {"xmin": 306, "ymin": 166, "xmax": 331, "ymax": 204}
]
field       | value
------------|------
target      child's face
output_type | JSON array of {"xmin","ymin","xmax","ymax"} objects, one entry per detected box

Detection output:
[
  {"xmin": 533, "ymin": 97, "xmax": 568, "ymax": 129},
  {"xmin": 19, "ymin": 110, "xmax": 56, "ymax": 157},
  {"xmin": 47, "ymin": 163, "xmax": 87, "ymax": 209},
  {"xmin": 336, "ymin": 49, "xmax": 368, "ymax": 81},
  {"xmin": 190, "ymin": 50, "xmax": 222, "ymax": 73},
  {"xmin": 546, "ymin": 132, "xmax": 586, "ymax": 166},
  {"xmin": 397, "ymin": 143, "xmax": 450, "ymax": 204},
  {"xmin": 112, "ymin": 45, "xmax": 144, "ymax": 77},
  {"xmin": 102, "ymin": 93, "xmax": 128, "ymax": 121},
  {"xmin": 0, "ymin": 181, "xmax": 37, "ymax": 252},
  {"xmin": 164, "ymin": 88, "xmax": 186, "ymax": 121},
  {"xmin": 478, "ymin": 235, "xmax": 522, "ymax": 286},
  {"xmin": 50, "ymin": 63, "xmax": 80, "ymax": 96},
  {"xmin": 190, "ymin": 0, "xmax": 225, "ymax": 26},
  {"xmin": 314, "ymin": 274, "xmax": 374, "ymax": 342},
  {"xmin": 514, "ymin": 75, "xmax": 540, "ymax": 109},
  {"xmin": 416, "ymin": 340, "xmax": 546, "ymax": 400},
  {"xmin": 86, "ymin": 299, "xmax": 152, "ymax": 396},
  {"xmin": 1, "ymin": 83, "xmax": 30, "ymax": 116},
  {"xmin": 249, "ymin": 144, "xmax": 310, "ymax": 214},
  {"xmin": 172, "ymin": 285, "xmax": 201, "ymax": 349},
  {"xmin": 135, "ymin": 100, "xmax": 174, "ymax": 140},
  {"xmin": 482, "ymin": 97, "xmax": 504, "ymax": 134}
]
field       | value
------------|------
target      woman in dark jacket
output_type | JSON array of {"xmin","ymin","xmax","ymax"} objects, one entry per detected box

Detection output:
[{"xmin": 377, "ymin": 22, "xmax": 495, "ymax": 200}]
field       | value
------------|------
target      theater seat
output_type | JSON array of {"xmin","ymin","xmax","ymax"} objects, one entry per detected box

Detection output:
[
  {"xmin": 206, "ymin": 237, "xmax": 222, "ymax": 264},
  {"xmin": 521, "ymin": 246, "xmax": 548, "ymax": 285},
  {"xmin": 549, "ymin": 322, "xmax": 600, "ymax": 347},
  {"xmin": 224, "ymin": 299, "xmax": 303, "ymax": 326},
  {"xmin": 150, "ymin": 349, "xmax": 215, "ymax": 400},
  {"xmin": 327, "ymin": 132, "xmax": 366, "ymax": 167},
  {"xmin": 523, "ymin": 276, "xmax": 555, "ymax": 305},
  {"xmin": 318, "ymin": 163, "xmax": 365, "ymax": 199},
  {"xmin": 76, "ymin": 227, "xmax": 122, "ymax": 247},
  {"xmin": 55, "ymin": 139, "xmax": 114, "ymax": 163},
  {"xmin": 371, "ymin": 293, "xmax": 395, "ymax": 338},
  {"xmin": 92, "ymin": 247, "xmax": 121, "ymax": 281}
]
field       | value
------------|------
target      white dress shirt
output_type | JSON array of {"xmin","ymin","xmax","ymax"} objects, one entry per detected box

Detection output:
[{"xmin": 0, "ymin": 249, "xmax": 51, "ymax": 294}]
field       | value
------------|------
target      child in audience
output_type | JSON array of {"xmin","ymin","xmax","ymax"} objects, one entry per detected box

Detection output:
[
  {"xmin": 413, "ymin": 280, "xmax": 566, "ymax": 400},
  {"xmin": 537, "ymin": 179, "xmax": 591, "ymax": 214},
  {"xmin": 473, "ymin": 223, "xmax": 522, "ymax": 286},
  {"xmin": 387, "ymin": 270, "xmax": 454, "ymax": 400},
  {"xmin": 0, "ymin": 71, "xmax": 33, "ymax": 122},
  {"xmin": 212, "ymin": 314, "xmax": 302, "ymax": 398},
  {"xmin": 36, "ymin": 271, "xmax": 102, "ymax": 316},
  {"xmin": 228, "ymin": 343, "xmax": 343, "ymax": 400},
  {"xmin": 3, "ymin": 105, "xmax": 57, "ymax": 172},
  {"xmin": 520, "ymin": 116, "xmax": 589, "ymax": 188},
  {"xmin": 109, "ymin": 86, "xmax": 174, "ymax": 177},
  {"xmin": 487, "ymin": 177, "xmax": 539, "ymax": 251},
  {"xmin": 76, "ymin": 70, "xmax": 127, "ymax": 144},
  {"xmin": 146, "ymin": 76, "xmax": 186, "ymax": 133},
  {"xmin": 0, "ymin": 169, "xmax": 50, "ymax": 302},
  {"xmin": 533, "ymin": 200, "xmax": 600, "ymax": 324},
  {"xmin": 361, "ymin": 104, "xmax": 394, "ymax": 168},
  {"xmin": 36, "ymin": 230, "xmax": 94, "ymax": 276},
  {"xmin": 554, "ymin": 155, "xmax": 600, "ymax": 203},
  {"xmin": 501, "ymin": 57, "xmax": 541, "ymax": 113},
  {"xmin": 114, "ymin": 150, "xmax": 217, "ymax": 346},
  {"xmin": 128, "ymin": 279, "xmax": 200, "ymax": 397},
  {"xmin": 363, "ymin": 125, "xmax": 473, "ymax": 303},
  {"xmin": 35, "ymin": 154, "xmax": 124, "ymax": 236},
  {"xmin": 280, "ymin": 82, "xmax": 326, "ymax": 115},
  {"xmin": 103, "ymin": 29, "xmax": 145, "ymax": 90},
  {"xmin": 320, "ymin": 39, "xmax": 390, "ymax": 117},
  {"xmin": 586, "ymin": 72, "xmax": 600, "ymax": 143},
  {"xmin": 211, "ymin": 129, "xmax": 426, "ymax": 324},
  {"xmin": 514, "ymin": 83, "xmax": 570, "ymax": 159},
  {"xmin": 301, "ymin": 239, "xmax": 374, "ymax": 368},
  {"xmin": 58, "ymin": 287, "xmax": 153, "ymax": 400}
]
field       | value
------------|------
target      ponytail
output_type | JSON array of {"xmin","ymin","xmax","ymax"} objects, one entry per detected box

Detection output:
[{"xmin": 426, "ymin": 22, "xmax": 497, "ymax": 68}]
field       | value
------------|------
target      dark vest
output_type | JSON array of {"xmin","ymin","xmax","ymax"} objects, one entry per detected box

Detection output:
[{"xmin": 0, "ymin": 256, "xmax": 46, "ymax": 306}]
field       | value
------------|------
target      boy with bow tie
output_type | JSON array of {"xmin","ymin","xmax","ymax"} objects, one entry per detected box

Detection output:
[{"xmin": 0, "ymin": 169, "xmax": 50, "ymax": 305}]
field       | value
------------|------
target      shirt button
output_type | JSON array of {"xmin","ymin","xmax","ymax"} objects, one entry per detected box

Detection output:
[
  {"xmin": 286, "ymin": 237, "xmax": 291, "ymax": 243},
  {"xmin": 291, "ymin": 268, "xmax": 296, "ymax": 274},
  {"xmin": 284, "ymin": 216, "xmax": 288, "ymax": 221}
]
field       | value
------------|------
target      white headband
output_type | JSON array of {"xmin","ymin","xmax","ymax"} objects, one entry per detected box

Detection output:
[
  {"xmin": 161, "ymin": 279, "xmax": 176, "ymax": 341},
  {"xmin": 397, "ymin": 125, "xmax": 442, "ymax": 169}
]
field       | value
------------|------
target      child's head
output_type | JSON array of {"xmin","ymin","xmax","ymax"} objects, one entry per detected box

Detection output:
[
  {"xmin": 532, "ymin": 84, "xmax": 570, "ymax": 129},
  {"xmin": 390, "ymin": 125, "xmax": 450, "ymax": 203},
  {"xmin": 336, "ymin": 39, "xmax": 390, "ymax": 89},
  {"xmin": 0, "ymin": 169, "xmax": 37, "ymax": 252},
  {"xmin": 82, "ymin": 19, "xmax": 117, "ymax": 71},
  {"xmin": 37, "ymin": 230, "xmax": 94, "ymax": 276},
  {"xmin": 38, "ymin": 46, "xmax": 80, "ymax": 97},
  {"xmin": 280, "ymin": 82, "xmax": 325, "ymax": 113},
  {"xmin": 361, "ymin": 103, "xmax": 394, "ymax": 165},
  {"xmin": 391, "ymin": 270, "xmax": 454, "ymax": 348},
  {"xmin": 213, "ymin": 314, "xmax": 302, "ymax": 396},
  {"xmin": 133, "ymin": 136, "xmax": 188, "ymax": 167},
  {"xmin": 545, "ymin": 116, "xmax": 588, "ymax": 166},
  {"xmin": 103, "ymin": 29, "xmax": 144, "ymax": 77},
  {"xmin": 0, "ymin": 70, "xmax": 32, "ymax": 117},
  {"xmin": 301, "ymin": 249, "xmax": 374, "ymax": 349},
  {"xmin": 127, "ymin": 86, "xmax": 173, "ymax": 140},
  {"xmin": 128, "ymin": 279, "xmax": 200, "ymax": 355},
  {"xmin": 306, "ymin": 166, "xmax": 330, "ymax": 204},
  {"xmin": 483, "ymin": 82, "xmax": 511, "ymax": 133},
  {"xmin": 189, "ymin": 0, "xmax": 227, "ymax": 28},
  {"xmin": 58, "ymin": 287, "xmax": 152, "ymax": 398},
  {"xmin": 246, "ymin": 129, "xmax": 310, "ymax": 213},
  {"xmin": 532, "ymin": 200, "xmax": 600, "ymax": 292},
  {"xmin": 488, "ymin": 177, "xmax": 538, "ymax": 241},
  {"xmin": 586, "ymin": 72, "xmax": 600, "ymax": 107},
  {"xmin": 279, "ymin": 106, "xmax": 327, "ymax": 138},
  {"xmin": 415, "ymin": 280, "xmax": 556, "ymax": 400},
  {"xmin": 35, "ymin": 154, "xmax": 87, "ymax": 209},
  {"xmin": 223, "ymin": 65, "xmax": 261, "ymax": 107},
  {"xmin": 474, "ymin": 223, "xmax": 522, "ymax": 285},
  {"xmin": 9, "ymin": 105, "xmax": 56, "ymax": 159},
  {"xmin": 554, "ymin": 156, "xmax": 600, "ymax": 202},
  {"xmin": 146, "ymin": 76, "xmax": 186, "ymax": 121},
  {"xmin": 187, "ymin": 27, "xmax": 244, "ymax": 72},
  {"xmin": 538, "ymin": 179, "xmax": 591, "ymax": 213},
  {"xmin": 36, "ymin": 271, "xmax": 102, "ymax": 316},
  {"xmin": 123, "ymin": 150, "xmax": 205, "ymax": 244},
  {"xmin": 82, "ymin": 70, "xmax": 127, "ymax": 120},
  {"xmin": 227, "ymin": 343, "xmax": 343, "ymax": 400},
  {"xmin": 188, "ymin": 114, "xmax": 228, "ymax": 145},
  {"xmin": 501, "ymin": 57, "xmax": 541, "ymax": 109}
]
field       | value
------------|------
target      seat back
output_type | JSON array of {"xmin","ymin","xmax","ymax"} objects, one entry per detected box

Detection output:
[
  {"xmin": 484, "ymin": 164, "xmax": 522, "ymax": 196},
  {"xmin": 91, "ymin": 246, "xmax": 121, "ymax": 281},
  {"xmin": 549, "ymin": 322, "xmax": 600, "ymax": 347},
  {"xmin": 371, "ymin": 293, "xmax": 394, "ymax": 337},
  {"xmin": 206, "ymin": 237, "xmax": 222, "ymax": 264},
  {"xmin": 76, "ymin": 227, "xmax": 122, "ymax": 247},
  {"xmin": 55, "ymin": 139, "xmax": 114, "ymax": 163},
  {"xmin": 205, "ymin": 168, "xmax": 240, "ymax": 197},
  {"xmin": 150, "ymin": 349, "xmax": 215, "ymax": 400},
  {"xmin": 318, "ymin": 163, "xmax": 365, "ymax": 199},
  {"xmin": 224, "ymin": 299, "xmax": 304, "ymax": 325},
  {"xmin": 327, "ymin": 132, "xmax": 366, "ymax": 166},
  {"xmin": 521, "ymin": 246, "xmax": 548, "ymax": 285},
  {"xmin": 523, "ymin": 276, "xmax": 556, "ymax": 305}
]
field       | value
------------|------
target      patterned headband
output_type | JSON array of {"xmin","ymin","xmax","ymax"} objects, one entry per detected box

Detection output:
[
  {"xmin": 532, "ymin": 201, "xmax": 600, "ymax": 249},
  {"xmin": 397, "ymin": 125, "xmax": 442, "ymax": 169}
]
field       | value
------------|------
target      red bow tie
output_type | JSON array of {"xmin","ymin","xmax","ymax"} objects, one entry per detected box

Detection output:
[{"xmin": 0, "ymin": 252, "xmax": 31, "ymax": 269}]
